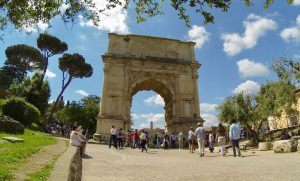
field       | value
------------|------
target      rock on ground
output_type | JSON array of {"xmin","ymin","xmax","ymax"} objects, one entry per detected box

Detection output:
[{"xmin": 273, "ymin": 140, "xmax": 298, "ymax": 153}]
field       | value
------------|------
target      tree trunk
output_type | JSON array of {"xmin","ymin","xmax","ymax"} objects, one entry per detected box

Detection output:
[
  {"xmin": 48, "ymin": 77, "xmax": 72, "ymax": 122},
  {"xmin": 39, "ymin": 57, "xmax": 48, "ymax": 88}
]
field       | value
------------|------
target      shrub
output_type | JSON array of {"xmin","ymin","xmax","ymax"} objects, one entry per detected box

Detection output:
[
  {"xmin": 2, "ymin": 97, "xmax": 40, "ymax": 127},
  {"xmin": 0, "ymin": 115, "xmax": 24, "ymax": 134}
]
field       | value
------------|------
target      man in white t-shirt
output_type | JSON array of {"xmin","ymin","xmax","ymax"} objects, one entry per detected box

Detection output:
[{"xmin": 109, "ymin": 125, "xmax": 117, "ymax": 149}]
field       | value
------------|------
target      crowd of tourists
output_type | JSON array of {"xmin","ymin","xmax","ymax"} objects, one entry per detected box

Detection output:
[{"xmin": 108, "ymin": 119, "xmax": 243, "ymax": 157}]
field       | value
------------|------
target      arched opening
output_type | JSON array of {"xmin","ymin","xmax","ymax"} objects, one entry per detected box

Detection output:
[
  {"xmin": 129, "ymin": 78, "xmax": 174, "ymax": 131},
  {"xmin": 131, "ymin": 91, "xmax": 166, "ymax": 130}
]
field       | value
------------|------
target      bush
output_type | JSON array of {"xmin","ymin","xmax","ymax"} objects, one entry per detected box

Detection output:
[
  {"xmin": 0, "ymin": 115, "xmax": 24, "ymax": 134},
  {"xmin": 2, "ymin": 97, "xmax": 40, "ymax": 127}
]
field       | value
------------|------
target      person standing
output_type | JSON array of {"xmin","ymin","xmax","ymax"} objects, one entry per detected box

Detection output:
[
  {"xmin": 133, "ymin": 129, "xmax": 139, "ymax": 149},
  {"xmin": 178, "ymin": 131, "xmax": 184, "ymax": 150},
  {"xmin": 195, "ymin": 122, "xmax": 205, "ymax": 157},
  {"xmin": 117, "ymin": 128, "xmax": 124, "ymax": 149},
  {"xmin": 140, "ymin": 130, "xmax": 147, "ymax": 152},
  {"xmin": 109, "ymin": 125, "xmax": 117, "ymax": 149},
  {"xmin": 157, "ymin": 134, "xmax": 161, "ymax": 149},
  {"xmin": 229, "ymin": 119, "xmax": 241, "ymax": 157},
  {"xmin": 171, "ymin": 132, "xmax": 177, "ymax": 149},
  {"xmin": 188, "ymin": 127, "xmax": 196, "ymax": 153},
  {"xmin": 217, "ymin": 123, "xmax": 226, "ymax": 157},
  {"xmin": 208, "ymin": 133, "xmax": 214, "ymax": 153},
  {"xmin": 125, "ymin": 130, "xmax": 132, "ymax": 148}
]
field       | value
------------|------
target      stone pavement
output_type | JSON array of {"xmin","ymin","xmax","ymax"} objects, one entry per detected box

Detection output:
[{"xmin": 80, "ymin": 144, "xmax": 300, "ymax": 181}]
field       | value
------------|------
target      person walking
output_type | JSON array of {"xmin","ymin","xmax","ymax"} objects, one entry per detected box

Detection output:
[
  {"xmin": 157, "ymin": 134, "xmax": 161, "ymax": 149},
  {"xmin": 109, "ymin": 125, "xmax": 117, "ymax": 149},
  {"xmin": 140, "ymin": 130, "xmax": 147, "ymax": 152},
  {"xmin": 217, "ymin": 123, "xmax": 226, "ymax": 157},
  {"xmin": 229, "ymin": 119, "xmax": 241, "ymax": 157},
  {"xmin": 133, "ymin": 129, "xmax": 139, "ymax": 149},
  {"xmin": 195, "ymin": 122, "xmax": 205, "ymax": 157}
]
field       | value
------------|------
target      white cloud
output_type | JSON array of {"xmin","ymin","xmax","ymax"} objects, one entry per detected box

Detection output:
[
  {"xmin": 237, "ymin": 59, "xmax": 270, "ymax": 77},
  {"xmin": 138, "ymin": 123, "xmax": 148, "ymax": 129},
  {"xmin": 48, "ymin": 100, "xmax": 54, "ymax": 104},
  {"xmin": 144, "ymin": 95, "xmax": 164, "ymax": 106},
  {"xmin": 293, "ymin": 0, "xmax": 300, "ymax": 6},
  {"xmin": 200, "ymin": 103, "xmax": 218, "ymax": 113},
  {"xmin": 78, "ymin": 0, "xmax": 129, "ymax": 34},
  {"xmin": 221, "ymin": 14, "xmax": 277, "ymax": 56},
  {"xmin": 201, "ymin": 113, "xmax": 219, "ymax": 128},
  {"xmin": 140, "ymin": 113, "xmax": 165, "ymax": 123},
  {"xmin": 45, "ymin": 69, "xmax": 56, "ymax": 78},
  {"xmin": 187, "ymin": 25, "xmax": 210, "ymax": 49},
  {"xmin": 75, "ymin": 90, "xmax": 90, "ymax": 97},
  {"xmin": 23, "ymin": 21, "xmax": 49, "ymax": 33},
  {"xmin": 232, "ymin": 80, "xmax": 261, "ymax": 95},
  {"xmin": 79, "ymin": 34, "xmax": 87, "ymax": 40},
  {"xmin": 280, "ymin": 15, "xmax": 300, "ymax": 43},
  {"xmin": 294, "ymin": 54, "xmax": 300, "ymax": 59}
]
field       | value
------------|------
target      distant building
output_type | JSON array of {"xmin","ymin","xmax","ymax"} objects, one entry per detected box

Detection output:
[{"xmin": 269, "ymin": 88, "xmax": 300, "ymax": 130}]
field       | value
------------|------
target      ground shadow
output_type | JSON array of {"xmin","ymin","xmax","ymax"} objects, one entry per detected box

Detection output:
[{"xmin": 82, "ymin": 154, "xmax": 93, "ymax": 159}]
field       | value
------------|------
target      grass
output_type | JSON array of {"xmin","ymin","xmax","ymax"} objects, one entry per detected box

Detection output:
[
  {"xmin": 0, "ymin": 129, "xmax": 56, "ymax": 180},
  {"xmin": 26, "ymin": 157, "xmax": 58, "ymax": 181}
]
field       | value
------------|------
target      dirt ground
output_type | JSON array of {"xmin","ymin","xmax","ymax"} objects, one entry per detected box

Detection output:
[
  {"xmin": 82, "ymin": 144, "xmax": 300, "ymax": 181},
  {"xmin": 13, "ymin": 138, "xmax": 67, "ymax": 180}
]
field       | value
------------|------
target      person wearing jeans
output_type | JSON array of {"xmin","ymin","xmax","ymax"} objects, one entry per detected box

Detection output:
[
  {"xmin": 229, "ymin": 119, "xmax": 241, "ymax": 157},
  {"xmin": 195, "ymin": 122, "xmax": 205, "ymax": 157}
]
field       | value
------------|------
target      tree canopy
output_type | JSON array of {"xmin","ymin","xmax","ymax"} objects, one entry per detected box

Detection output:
[
  {"xmin": 4, "ymin": 44, "xmax": 45, "ymax": 82},
  {"xmin": 0, "ymin": 0, "xmax": 296, "ymax": 35},
  {"xmin": 37, "ymin": 33, "xmax": 68, "ymax": 85}
]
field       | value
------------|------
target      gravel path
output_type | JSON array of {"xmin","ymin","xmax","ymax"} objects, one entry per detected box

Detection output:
[{"xmin": 82, "ymin": 144, "xmax": 300, "ymax": 181}]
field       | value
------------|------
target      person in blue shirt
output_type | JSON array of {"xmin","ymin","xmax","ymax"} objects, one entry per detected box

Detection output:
[{"xmin": 229, "ymin": 119, "xmax": 241, "ymax": 157}]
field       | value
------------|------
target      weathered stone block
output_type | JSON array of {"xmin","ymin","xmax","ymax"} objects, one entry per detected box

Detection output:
[
  {"xmin": 273, "ymin": 140, "xmax": 298, "ymax": 153},
  {"xmin": 0, "ymin": 115, "xmax": 24, "ymax": 134},
  {"xmin": 258, "ymin": 142, "xmax": 271, "ymax": 151},
  {"xmin": 3, "ymin": 136, "xmax": 24, "ymax": 143}
]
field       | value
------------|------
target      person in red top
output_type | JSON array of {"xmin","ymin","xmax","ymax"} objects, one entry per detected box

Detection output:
[{"xmin": 133, "ymin": 129, "xmax": 139, "ymax": 149}]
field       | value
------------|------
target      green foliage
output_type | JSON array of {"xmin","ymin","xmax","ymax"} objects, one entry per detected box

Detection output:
[
  {"xmin": 273, "ymin": 57, "xmax": 300, "ymax": 83},
  {"xmin": 0, "ymin": 129, "xmax": 56, "ymax": 180},
  {"xmin": 49, "ymin": 53, "xmax": 93, "ymax": 120},
  {"xmin": 0, "ymin": 0, "xmax": 295, "ymax": 35},
  {"xmin": 0, "ymin": 115, "xmax": 25, "ymax": 134},
  {"xmin": 218, "ymin": 93, "xmax": 256, "ymax": 128},
  {"xmin": 59, "ymin": 53, "xmax": 93, "ymax": 79},
  {"xmin": 2, "ymin": 97, "xmax": 41, "ymax": 127},
  {"xmin": 4, "ymin": 44, "xmax": 45, "ymax": 82},
  {"xmin": 8, "ymin": 73, "xmax": 51, "ymax": 115},
  {"xmin": 37, "ymin": 33, "xmax": 68, "ymax": 57},
  {"xmin": 37, "ymin": 33, "xmax": 68, "ymax": 84},
  {"xmin": 57, "ymin": 95, "xmax": 100, "ymax": 133},
  {"xmin": 256, "ymin": 81, "xmax": 297, "ymax": 121}
]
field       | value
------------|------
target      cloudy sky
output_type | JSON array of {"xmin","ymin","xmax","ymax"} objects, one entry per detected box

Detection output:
[{"xmin": 1, "ymin": 1, "xmax": 300, "ymax": 129}]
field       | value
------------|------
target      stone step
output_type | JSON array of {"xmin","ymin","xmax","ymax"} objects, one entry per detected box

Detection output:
[{"xmin": 3, "ymin": 136, "xmax": 24, "ymax": 143}]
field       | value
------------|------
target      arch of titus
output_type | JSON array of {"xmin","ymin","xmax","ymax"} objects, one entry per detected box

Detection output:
[{"xmin": 95, "ymin": 33, "xmax": 204, "ymax": 140}]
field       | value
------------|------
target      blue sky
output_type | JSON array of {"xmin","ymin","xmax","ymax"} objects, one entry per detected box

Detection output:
[{"xmin": 1, "ymin": 1, "xmax": 300, "ymax": 129}]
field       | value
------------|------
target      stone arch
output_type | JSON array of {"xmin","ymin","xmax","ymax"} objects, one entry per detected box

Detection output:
[{"xmin": 94, "ymin": 33, "xmax": 204, "ymax": 140}]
